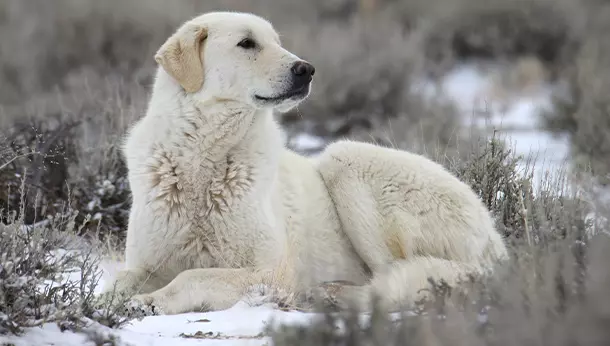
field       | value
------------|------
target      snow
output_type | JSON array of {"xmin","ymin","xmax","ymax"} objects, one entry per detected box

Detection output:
[
  {"xmin": 1, "ymin": 303, "xmax": 315, "ymax": 346},
  {"xmin": 288, "ymin": 132, "xmax": 326, "ymax": 153},
  {"xmin": 1, "ymin": 252, "xmax": 420, "ymax": 346},
  {"xmin": 1, "ymin": 262, "xmax": 318, "ymax": 346},
  {"xmin": 1, "ymin": 294, "xmax": 425, "ymax": 346},
  {"xmin": 413, "ymin": 62, "xmax": 571, "ymax": 192},
  {"xmin": 1, "ymin": 62, "xmax": 571, "ymax": 345}
]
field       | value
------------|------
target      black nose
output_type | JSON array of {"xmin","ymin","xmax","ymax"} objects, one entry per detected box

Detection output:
[
  {"xmin": 291, "ymin": 61, "xmax": 315, "ymax": 78},
  {"xmin": 290, "ymin": 61, "xmax": 315, "ymax": 91}
]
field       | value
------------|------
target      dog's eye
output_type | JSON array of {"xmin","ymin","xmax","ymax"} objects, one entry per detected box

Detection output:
[{"xmin": 237, "ymin": 38, "xmax": 257, "ymax": 49}]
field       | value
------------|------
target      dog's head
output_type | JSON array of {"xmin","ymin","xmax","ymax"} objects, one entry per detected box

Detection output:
[{"xmin": 154, "ymin": 11, "xmax": 314, "ymax": 112}]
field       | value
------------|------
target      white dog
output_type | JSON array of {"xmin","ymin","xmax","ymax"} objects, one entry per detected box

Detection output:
[{"xmin": 102, "ymin": 11, "xmax": 509, "ymax": 315}]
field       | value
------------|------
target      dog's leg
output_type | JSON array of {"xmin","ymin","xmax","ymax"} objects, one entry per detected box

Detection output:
[
  {"xmin": 99, "ymin": 267, "xmax": 172, "ymax": 319},
  {"xmin": 324, "ymin": 257, "xmax": 482, "ymax": 312},
  {"xmin": 316, "ymin": 141, "xmax": 506, "ymax": 312},
  {"xmin": 102, "ymin": 268, "xmax": 166, "ymax": 298},
  {"xmin": 129, "ymin": 267, "xmax": 271, "ymax": 315}
]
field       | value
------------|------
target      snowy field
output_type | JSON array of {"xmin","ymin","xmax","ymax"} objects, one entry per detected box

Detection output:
[{"xmin": 0, "ymin": 64, "xmax": 570, "ymax": 345}]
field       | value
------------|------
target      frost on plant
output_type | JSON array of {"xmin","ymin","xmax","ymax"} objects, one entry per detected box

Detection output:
[{"xmin": 0, "ymin": 200, "xmax": 130, "ymax": 335}]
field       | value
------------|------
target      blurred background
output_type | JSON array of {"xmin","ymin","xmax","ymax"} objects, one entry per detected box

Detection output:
[{"xmin": 1, "ymin": 0, "xmax": 609, "ymax": 243}]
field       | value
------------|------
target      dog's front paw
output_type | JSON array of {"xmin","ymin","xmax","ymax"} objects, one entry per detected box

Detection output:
[
  {"xmin": 94, "ymin": 289, "xmax": 133, "ymax": 314},
  {"xmin": 241, "ymin": 284, "xmax": 298, "ymax": 310},
  {"xmin": 242, "ymin": 284, "xmax": 280, "ymax": 308},
  {"xmin": 302, "ymin": 281, "xmax": 364, "ymax": 312},
  {"xmin": 125, "ymin": 294, "xmax": 166, "ymax": 320}
]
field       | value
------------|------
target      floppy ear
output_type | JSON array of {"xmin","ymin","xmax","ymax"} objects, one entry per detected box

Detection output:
[{"xmin": 154, "ymin": 24, "xmax": 208, "ymax": 93}]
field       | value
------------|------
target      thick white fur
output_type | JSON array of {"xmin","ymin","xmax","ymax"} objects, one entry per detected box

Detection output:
[{"xmin": 103, "ymin": 11, "xmax": 509, "ymax": 315}]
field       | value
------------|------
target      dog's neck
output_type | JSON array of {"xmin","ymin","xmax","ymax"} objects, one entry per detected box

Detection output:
[
  {"xmin": 147, "ymin": 70, "xmax": 281, "ymax": 162},
  {"xmin": 151, "ymin": 69, "xmax": 259, "ymax": 119}
]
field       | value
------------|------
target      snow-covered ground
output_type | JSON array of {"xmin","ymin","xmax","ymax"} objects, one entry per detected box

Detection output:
[
  {"xmin": 1, "ymin": 252, "xmax": 318, "ymax": 346},
  {"xmin": 3, "ymin": 302, "xmax": 315, "ymax": 346},
  {"xmin": 1, "ymin": 63, "xmax": 571, "ymax": 345}
]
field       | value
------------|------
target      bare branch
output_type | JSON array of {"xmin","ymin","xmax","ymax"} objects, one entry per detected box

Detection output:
[{"xmin": 0, "ymin": 151, "xmax": 42, "ymax": 171}]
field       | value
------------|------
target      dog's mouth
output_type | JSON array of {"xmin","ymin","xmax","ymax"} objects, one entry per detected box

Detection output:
[{"xmin": 254, "ymin": 85, "xmax": 309, "ymax": 104}]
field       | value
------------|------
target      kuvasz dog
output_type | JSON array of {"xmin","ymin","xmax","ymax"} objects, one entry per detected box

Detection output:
[{"xmin": 102, "ymin": 11, "xmax": 509, "ymax": 315}]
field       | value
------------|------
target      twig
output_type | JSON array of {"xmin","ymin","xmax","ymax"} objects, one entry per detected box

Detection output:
[
  {"xmin": 0, "ymin": 151, "xmax": 41, "ymax": 171},
  {"xmin": 519, "ymin": 183, "xmax": 532, "ymax": 247}
]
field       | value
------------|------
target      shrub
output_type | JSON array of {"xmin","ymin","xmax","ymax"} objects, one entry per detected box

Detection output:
[
  {"xmin": 1, "ymin": 72, "xmax": 143, "ymax": 245},
  {"xmin": 542, "ymin": 4, "xmax": 610, "ymax": 186},
  {"xmin": 0, "ymin": 183, "xmax": 130, "ymax": 335},
  {"xmin": 413, "ymin": 0, "xmax": 583, "ymax": 80}
]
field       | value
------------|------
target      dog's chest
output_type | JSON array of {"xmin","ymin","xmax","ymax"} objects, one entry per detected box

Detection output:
[
  {"xmin": 203, "ymin": 155, "xmax": 256, "ymax": 215},
  {"xmin": 146, "ymin": 143, "xmax": 256, "ymax": 214},
  {"xmin": 149, "ymin": 150, "xmax": 266, "ymax": 267},
  {"xmin": 186, "ymin": 220, "xmax": 258, "ymax": 267}
]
